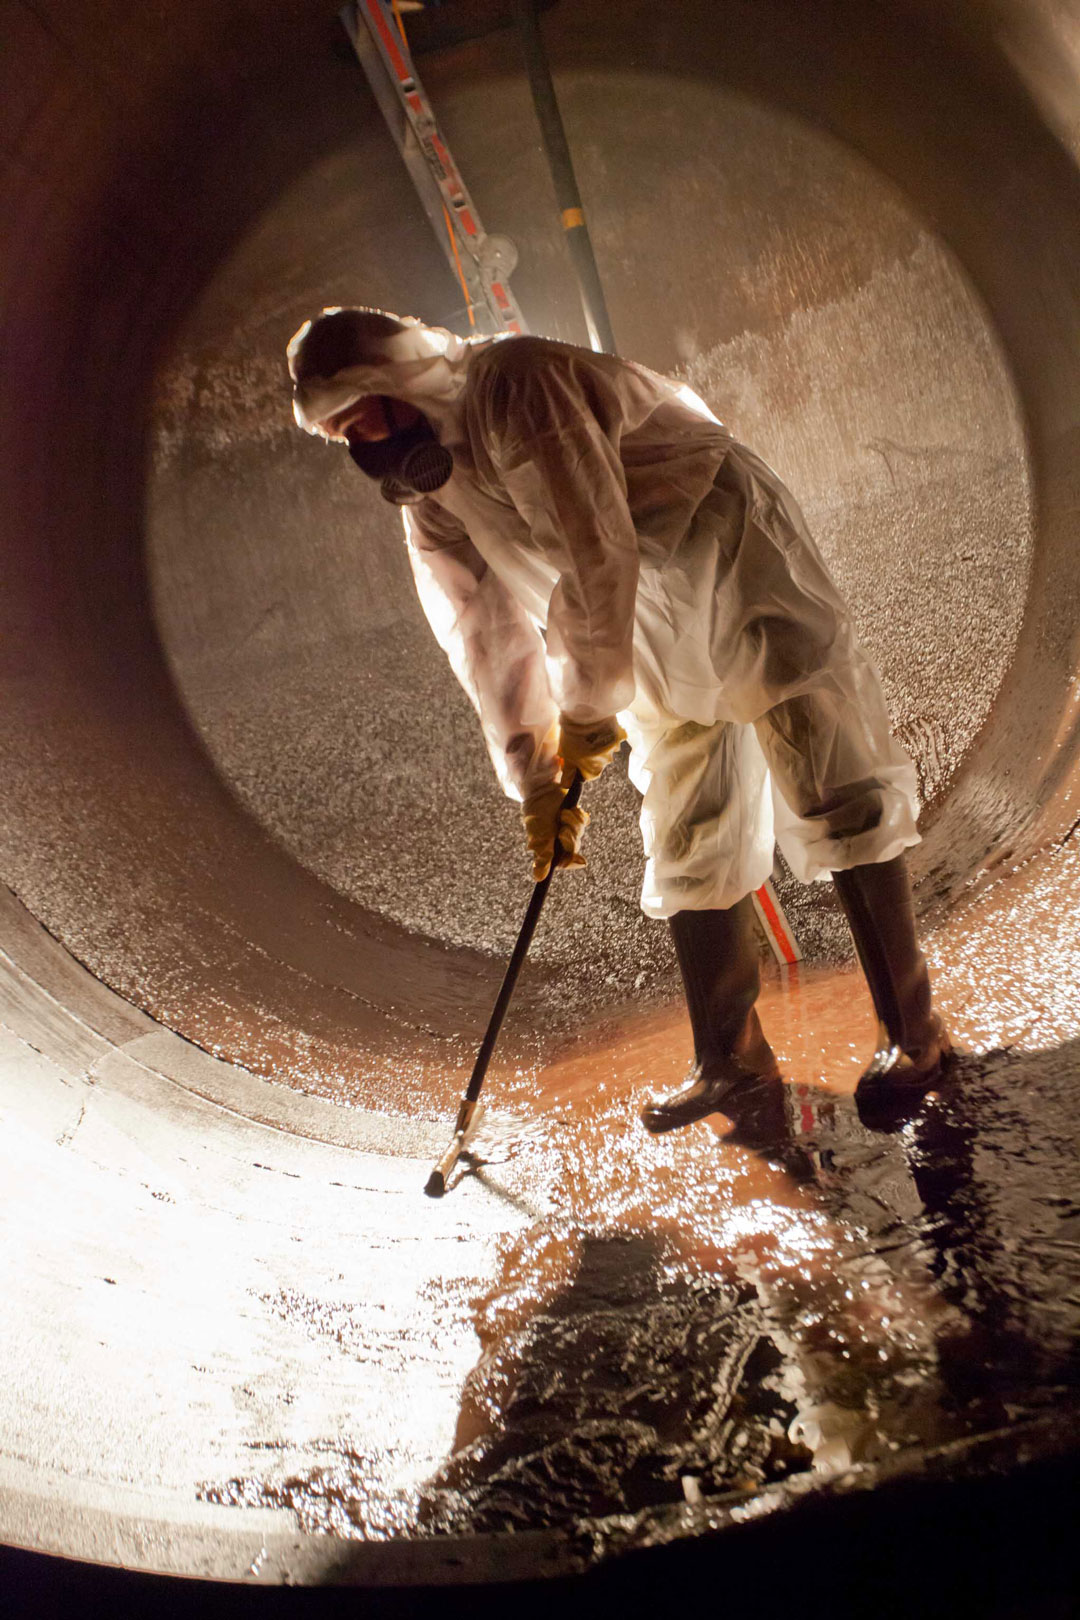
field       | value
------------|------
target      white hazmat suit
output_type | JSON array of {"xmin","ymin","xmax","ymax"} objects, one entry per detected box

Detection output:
[{"xmin": 293, "ymin": 318, "xmax": 920, "ymax": 918}]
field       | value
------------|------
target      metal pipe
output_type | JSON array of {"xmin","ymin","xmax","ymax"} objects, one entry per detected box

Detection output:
[{"xmin": 511, "ymin": 0, "xmax": 617, "ymax": 353}]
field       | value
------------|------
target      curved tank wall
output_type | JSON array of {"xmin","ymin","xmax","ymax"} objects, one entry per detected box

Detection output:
[
  {"xmin": 146, "ymin": 72, "xmax": 1032, "ymax": 1010},
  {"xmin": 3, "ymin": 0, "xmax": 1080, "ymax": 1094},
  {"xmin": 1, "ymin": 0, "xmax": 1080, "ymax": 1592}
]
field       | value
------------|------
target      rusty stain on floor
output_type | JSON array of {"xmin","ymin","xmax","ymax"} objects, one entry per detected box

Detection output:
[{"xmin": 195, "ymin": 944, "xmax": 1080, "ymax": 1542}]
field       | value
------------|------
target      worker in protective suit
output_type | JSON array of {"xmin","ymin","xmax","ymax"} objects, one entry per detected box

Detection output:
[{"xmin": 288, "ymin": 306, "xmax": 954, "ymax": 1131}]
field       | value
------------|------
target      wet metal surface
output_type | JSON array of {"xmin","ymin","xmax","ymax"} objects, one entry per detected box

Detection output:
[
  {"xmin": 4, "ymin": 852, "xmax": 1080, "ymax": 1578},
  {"xmin": 929, "ymin": 835, "xmax": 1080, "ymax": 1054},
  {"xmin": 2, "ymin": 838, "xmax": 1080, "ymax": 1576},
  {"xmin": 85, "ymin": 951, "xmax": 1079, "ymax": 1547}
]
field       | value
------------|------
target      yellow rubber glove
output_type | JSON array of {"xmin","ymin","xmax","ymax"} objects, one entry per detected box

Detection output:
[
  {"xmin": 557, "ymin": 715, "xmax": 626, "ymax": 782},
  {"xmin": 521, "ymin": 782, "xmax": 590, "ymax": 883}
]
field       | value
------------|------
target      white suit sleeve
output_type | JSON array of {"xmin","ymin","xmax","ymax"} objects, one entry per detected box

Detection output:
[
  {"xmin": 403, "ymin": 500, "xmax": 559, "ymax": 801},
  {"xmin": 474, "ymin": 349, "xmax": 639, "ymax": 723}
]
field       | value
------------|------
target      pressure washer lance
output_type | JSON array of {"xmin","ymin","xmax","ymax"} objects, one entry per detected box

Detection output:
[{"xmin": 424, "ymin": 771, "xmax": 585, "ymax": 1198}]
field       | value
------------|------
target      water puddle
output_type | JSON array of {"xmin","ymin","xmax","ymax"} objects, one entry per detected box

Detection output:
[{"xmin": 205, "ymin": 962, "xmax": 1080, "ymax": 1541}]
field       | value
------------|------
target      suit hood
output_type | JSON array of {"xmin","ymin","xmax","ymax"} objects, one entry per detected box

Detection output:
[{"xmin": 290, "ymin": 313, "xmax": 498, "ymax": 439}]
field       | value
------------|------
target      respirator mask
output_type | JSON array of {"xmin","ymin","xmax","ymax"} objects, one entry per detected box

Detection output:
[{"xmin": 344, "ymin": 400, "xmax": 453, "ymax": 505}]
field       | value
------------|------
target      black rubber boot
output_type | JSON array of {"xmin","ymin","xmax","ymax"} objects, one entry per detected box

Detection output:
[
  {"xmin": 832, "ymin": 855, "xmax": 954, "ymax": 1120},
  {"xmin": 642, "ymin": 898, "xmax": 781, "ymax": 1136}
]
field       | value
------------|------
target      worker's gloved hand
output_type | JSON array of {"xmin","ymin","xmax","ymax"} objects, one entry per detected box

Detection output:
[
  {"xmin": 557, "ymin": 714, "xmax": 626, "ymax": 782},
  {"xmin": 521, "ymin": 782, "xmax": 590, "ymax": 883}
]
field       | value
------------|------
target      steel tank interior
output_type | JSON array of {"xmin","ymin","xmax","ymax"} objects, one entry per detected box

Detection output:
[{"xmin": 2, "ymin": 0, "xmax": 1080, "ymax": 1605}]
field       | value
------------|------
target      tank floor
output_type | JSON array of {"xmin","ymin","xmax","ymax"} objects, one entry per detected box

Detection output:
[{"xmin": 2, "ymin": 855, "xmax": 1078, "ymax": 1589}]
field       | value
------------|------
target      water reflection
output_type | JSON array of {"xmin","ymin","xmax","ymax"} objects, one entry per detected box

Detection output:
[
  {"xmin": 195, "ymin": 977, "xmax": 1080, "ymax": 1542},
  {"xmin": 419, "ymin": 1229, "xmax": 802, "ymax": 1533},
  {"xmin": 420, "ymin": 1025, "xmax": 1080, "ymax": 1533}
]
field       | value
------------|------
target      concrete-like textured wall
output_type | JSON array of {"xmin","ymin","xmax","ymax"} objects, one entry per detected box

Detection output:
[
  {"xmin": 147, "ymin": 73, "xmax": 1031, "ymax": 987},
  {"xmin": 5, "ymin": 0, "xmax": 1080, "ymax": 1078}
]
